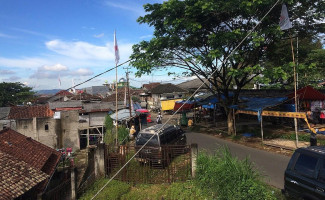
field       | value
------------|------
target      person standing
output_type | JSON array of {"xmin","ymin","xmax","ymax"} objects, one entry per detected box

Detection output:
[
  {"xmin": 129, "ymin": 125, "xmax": 136, "ymax": 140},
  {"xmin": 156, "ymin": 112, "xmax": 162, "ymax": 124},
  {"xmin": 307, "ymin": 111, "xmax": 318, "ymax": 146}
]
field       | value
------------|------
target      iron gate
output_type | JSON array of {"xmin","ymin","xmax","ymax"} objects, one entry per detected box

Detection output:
[{"xmin": 105, "ymin": 144, "xmax": 192, "ymax": 184}]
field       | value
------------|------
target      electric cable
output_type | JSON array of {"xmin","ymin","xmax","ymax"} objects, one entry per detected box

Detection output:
[
  {"xmin": 90, "ymin": 0, "xmax": 281, "ymax": 199},
  {"xmin": 0, "ymin": 59, "xmax": 131, "ymax": 120}
]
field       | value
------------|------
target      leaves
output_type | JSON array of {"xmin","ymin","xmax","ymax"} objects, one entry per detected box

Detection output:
[{"xmin": 0, "ymin": 82, "xmax": 35, "ymax": 106}]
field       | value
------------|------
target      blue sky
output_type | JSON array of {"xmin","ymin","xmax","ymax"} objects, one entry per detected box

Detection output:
[{"xmin": 0, "ymin": 0, "xmax": 189, "ymax": 90}]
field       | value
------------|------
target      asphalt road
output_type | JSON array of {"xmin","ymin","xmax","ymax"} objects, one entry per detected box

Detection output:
[{"xmin": 186, "ymin": 131, "xmax": 291, "ymax": 189}]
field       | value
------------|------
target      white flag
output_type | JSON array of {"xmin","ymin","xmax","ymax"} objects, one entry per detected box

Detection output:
[
  {"xmin": 279, "ymin": 4, "xmax": 292, "ymax": 31},
  {"xmin": 72, "ymin": 79, "xmax": 76, "ymax": 93},
  {"xmin": 58, "ymin": 75, "xmax": 61, "ymax": 87},
  {"xmin": 114, "ymin": 30, "xmax": 120, "ymax": 65}
]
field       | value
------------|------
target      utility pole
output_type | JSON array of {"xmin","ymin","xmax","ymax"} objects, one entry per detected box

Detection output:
[{"xmin": 124, "ymin": 67, "xmax": 132, "ymax": 118}]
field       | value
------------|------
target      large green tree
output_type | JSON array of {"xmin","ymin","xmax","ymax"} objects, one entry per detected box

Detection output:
[
  {"xmin": 258, "ymin": 36, "xmax": 324, "ymax": 88},
  {"xmin": 130, "ymin": 0, "xmax": 324, "ymax": 134},
  {"xmin": 0, "ymin": 82, "xmax": 35, "ymax": 107}
]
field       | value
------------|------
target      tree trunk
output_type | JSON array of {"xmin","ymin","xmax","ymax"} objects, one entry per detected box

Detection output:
[{"xmin": 227, "ymin": 110, "xmax": 235, "ymax": 135}]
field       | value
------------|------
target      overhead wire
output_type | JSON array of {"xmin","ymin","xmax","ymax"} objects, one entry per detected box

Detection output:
[
  {"xmin": 90, "ymin": 0, "xmax": 281, "ymax": 199},
  {"xmin": 0, "ymin": 59, "xmax": 132, "ymax": 120}
]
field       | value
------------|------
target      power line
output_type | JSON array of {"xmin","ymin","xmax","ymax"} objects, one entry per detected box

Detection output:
[
  {"xmin": 1, "ymin": 59, "xmax": 132, "ymax": 120},
  {"xmin": 90, "ymin": 0, "xmax": 281, "ymax": 199}
]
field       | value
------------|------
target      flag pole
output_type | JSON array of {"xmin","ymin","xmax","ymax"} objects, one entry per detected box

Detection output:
[
  {"xmin": 290, "ymin": 32, "xmax": 299, "ymax": 148},
  {"xmin": 114, "ymin": 30, "xmax": 119, "ymax": 148},
  {"xmin": 280, "ymin": 3, "xmax": 298, "ymax": 148}
]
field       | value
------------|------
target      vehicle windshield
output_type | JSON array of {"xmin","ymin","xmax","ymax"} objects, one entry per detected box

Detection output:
[{"xmin": 136, "ymin": 133, "xmax": 159, "ymax": 146}]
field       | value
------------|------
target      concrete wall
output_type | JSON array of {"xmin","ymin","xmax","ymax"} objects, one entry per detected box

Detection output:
[
  {"xmin": 89, "ymin": 112, "xmax": 106, "ymax": 127},
  {"xmin": 60, "ymin": 110, "xmax": 80, "ymax": 151},
  {"xmin": 15, "ymin": 118, "xmax": 59, "ymax": 149}
]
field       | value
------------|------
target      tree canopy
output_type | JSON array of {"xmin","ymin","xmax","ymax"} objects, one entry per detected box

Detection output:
[
  {"xmin": 130, "ymin": 0, "xmax": 324, "ymax": 134},
  {"xmin": 0, "ymin": 82, "xmax": 35, "ymax": 107}
]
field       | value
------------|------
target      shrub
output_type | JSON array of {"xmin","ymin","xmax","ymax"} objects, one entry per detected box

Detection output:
[
  {"xmin": 164, "ymin": 181, "xmax": 210, "ymax": 200},
  {"xmin": 118, "ymin": 126, "xmax": 129, "ymax": 145},
  {"xmin": 79, "ymin": 179, "xmax": 130, "ymax": 200},
  {"xmin": 195, "ymin": 147, "xmax": 276, "ymax": 200},
  {"xmin": 104, "ymin": 115, "xmax": 115, "ymax": 145}
]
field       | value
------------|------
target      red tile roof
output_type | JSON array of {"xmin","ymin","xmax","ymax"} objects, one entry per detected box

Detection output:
[
  {"xmin": 287, "ymin": 85, "xmax": 325, "ymax": 100},
  {"xmin": 8, "ymin": 104, "xmax": 54, "ymax": 119},
  {"xmin": 0, "ymin": 151, "xmax": 48, "ymax": 200},
  {"xmin": 142, "ymin": 82, "xmax": 161, "ymax": 91},
  {"xmin": 0, "ymin": 128, "xmax": 61, "ymax": 177},
  {"xmin": 55, "ymin": 90, "xmax": 72, "ymax": 96}
]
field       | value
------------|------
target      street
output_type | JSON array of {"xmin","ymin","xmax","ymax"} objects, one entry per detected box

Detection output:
[{"xmin": 186, "ymin": 131, "xmax": 290, "ymax": 189}]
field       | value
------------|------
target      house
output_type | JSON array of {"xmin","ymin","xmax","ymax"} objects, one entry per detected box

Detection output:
[
  {"xmin": 147, "ymin": 83, "xmax": 187, "ymax": 109},
  {"xmin": 0, "ymin": 128, "xmax": 61, "ymax": 199},
  {"xmin": 8, "ymin": 104, "xmax": 59, "ymax": 149},
  {"xmin": 0, "ymin": 107, "xmax": 15, "ymax": 130},
  {"xmin": 84, "ymin": 85, "xmax": 111, "ymax": 97},
  {"xmin": 177, "ymin": 78, "xmax": 209, "ymax": 94}
]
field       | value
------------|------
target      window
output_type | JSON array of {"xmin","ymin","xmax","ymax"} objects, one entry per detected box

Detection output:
[
  {"xmin": 45, "ymin": 124, "xmax": 49, "ymax": 131},
  {"xmin": 318, "ymin": 160, "xmax": 325, "ymax": 183},
  {"xmin": 294, "ymin": 154, "xmax": 318, "ymax": 177}
]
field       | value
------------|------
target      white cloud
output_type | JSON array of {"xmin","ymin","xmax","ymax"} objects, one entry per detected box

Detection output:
[
  {"xmin": 42, "ymin": 63, "xmax": 68, "ymax": 71},
  {"xmin": 0, "ymin": 32, "xmax": 15, "ymax": 38},
  {"xmin": 3, "ymin": 76, "xmax": 21, "ymax": 82},
  {"xmin": 94, "ymin": 33, "xmax": 105, "ymax": 38},
  {"xmin": 0, "ymin": 69, "xmax": 15, "ymax": 75},
  {"xmin": 104, "ymin": 2, "xmax": 145, "ymax": 16},
  {"xmin": 140, "ymin": 35, "xmax": 152, "ymax": 39},
  {"xmin": 74, "ymin": 68, "xmax": 94, "ymax": 76},
  {"xmin": 0, "ymin": 56, "xmax": 48, "ymax": 68},
  {"xmin": 46, "ymin": 39, "xmax": 112, "ymax": 60},
  {"xmin": 45, "ymin": 39, "xmax": 133, "ymax": 62}
]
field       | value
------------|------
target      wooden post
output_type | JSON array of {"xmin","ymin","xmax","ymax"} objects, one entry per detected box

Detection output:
[
  {"xmin": 87, "ymin": 128, "xmax": 90, "ymax": 147},
  {"xmin": 260, "ymin": 115, "xmax": 264, "ymax": 143},
  {"xmin": 71, "ymin": 168, "xmax": 76, "ymax": 200},
  {"xmin": 233, "ymin": 109, "xmax": 237, "ymax": 136},
  {"xmin": 290, "ymin": 33, "xmax": 299, "ymax": 148},
  {"xmin": 191, "ymin": 143, "xmax": 198, "ymax": 178}
]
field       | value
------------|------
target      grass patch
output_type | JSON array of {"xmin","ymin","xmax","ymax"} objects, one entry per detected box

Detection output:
[
  {"xmin": 78, "ymin": 178, "xmax": 130, "ymax": 200},
  {"xmin": 195, "ymin": 147, "xmax": 277, "ymax": 200},
  {"xmin": 121, "ymin": 184, "xmax": 168, "ymax": 200}
]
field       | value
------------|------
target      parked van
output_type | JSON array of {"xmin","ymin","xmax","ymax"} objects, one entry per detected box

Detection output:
[
  {"xmin": 283, "ymin": 146, "xmax": 325, "ymax": 200},
  {"xmin": 134, "ymin": 124, "xmax": 186, "ymax": 167}
]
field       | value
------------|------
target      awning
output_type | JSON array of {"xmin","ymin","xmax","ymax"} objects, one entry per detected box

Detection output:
[
  {"xmin": 110, "ymin": 109, "xmax": 136, "ymax": 121},
  {"xmin": 287, "ymin": 86, "xmax": 325, "ymax": 100},
  {"xmin": 173, "ymin": 100, "xmax": 196, "ymax": 112},
  {"xmin": 230, "ymin": 97, "xmax": 288, "ymax": 121}
]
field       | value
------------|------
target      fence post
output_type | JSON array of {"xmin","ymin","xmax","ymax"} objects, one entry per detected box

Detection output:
[
  {"xmin": 95, "ymin": 143, "xmax": 105, "ymax": 177},
  {"xmin": 191, "ymin": 143, "xmax": 198, "ymax": 178},
  {"xmin": 71, "ymin": 168, "xmax": 76, "ymax": 200}
]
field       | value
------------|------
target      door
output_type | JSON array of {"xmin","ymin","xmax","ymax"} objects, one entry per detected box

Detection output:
[
  {"xmin": 285, "ymin": 152, "xmax": 319, "ymax": 198},
  {"xmin": 315, "ymin": 159, "xmax": 325, "ymax": 199}
]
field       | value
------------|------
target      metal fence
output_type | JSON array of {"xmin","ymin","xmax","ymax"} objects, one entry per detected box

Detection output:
[
  {"xmin": 105, "ymin": 144, "xmax": 192, "ymax": 184},
  {"xmin": 42, "ymin": 177, "xmax": 71, "ymax": 200}
]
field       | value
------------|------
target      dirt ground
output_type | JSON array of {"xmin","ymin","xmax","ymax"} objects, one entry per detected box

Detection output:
[{"xmin": 149, "ymin": 111, "xmax": 319, "ymax": 157}]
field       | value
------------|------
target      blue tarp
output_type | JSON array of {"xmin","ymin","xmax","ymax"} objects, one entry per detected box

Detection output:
[
  {"xmin": 197, "ymin": 93, "xmax": 234, "ymax": 106},
  {"xmin": 229, "ymin": 97, "xmax": 288, "ymax": 121}
]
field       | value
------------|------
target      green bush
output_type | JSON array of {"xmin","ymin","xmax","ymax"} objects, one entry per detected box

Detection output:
[
  {"xmin": 164, "ymin": 181, "xmax": 210, "ymax": 200},
  {"xmin": 195, "ymin": 147, "xmax": 276, "ymax": 200},
  {"xmin": 79, "ymin": 179, "xmax": 130, "ymax": 200},
  {"xmin": 104, "ymin": 115, "xmax": 115, "ymax": 145},
  {"xmin": 121, "ymin": 184, "xmax": 168, "ymax": 200},
  {"xmin": 280, "ymin": 133, "xmax": 310, "ymax": 141},
  {"xmin": 118, "ymin": 126, "xmax": 129, "ymax": 145}
]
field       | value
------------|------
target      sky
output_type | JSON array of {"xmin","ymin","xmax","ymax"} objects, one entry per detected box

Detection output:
[{"xmin": 0, "ymin": 0, "xmax": 190, "ymax": 90}]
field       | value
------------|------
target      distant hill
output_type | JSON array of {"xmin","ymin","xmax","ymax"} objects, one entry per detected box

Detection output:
[{"xmin": 35, "ymin": 89, "xmax": 61, "ymax": 95}]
